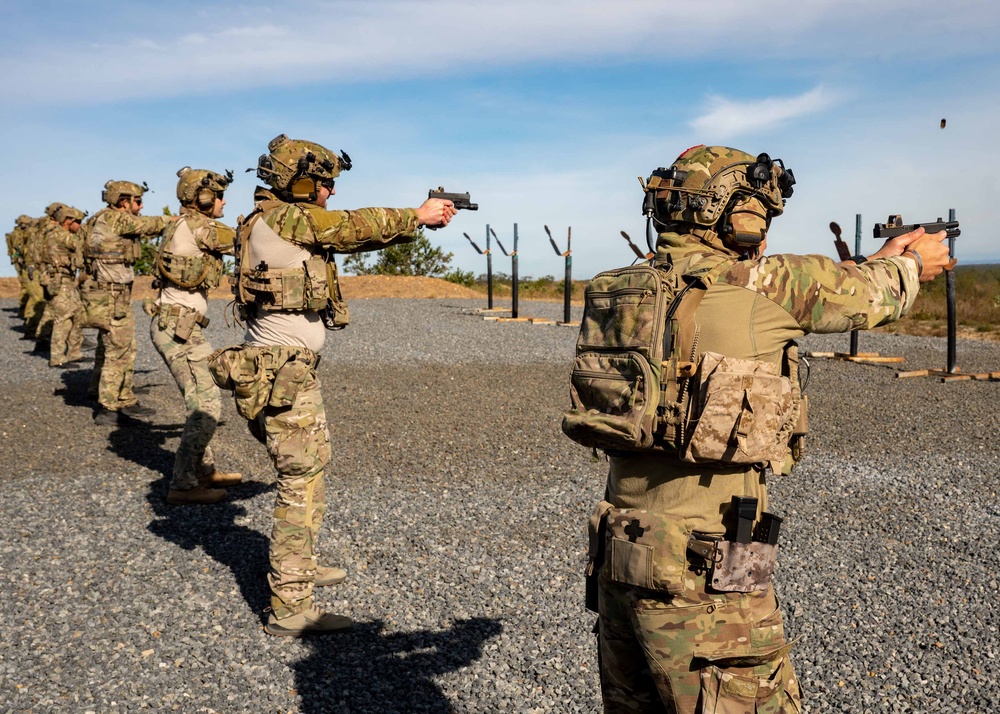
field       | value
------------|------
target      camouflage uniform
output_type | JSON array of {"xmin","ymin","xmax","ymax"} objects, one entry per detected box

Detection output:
[
  {"xmin": 80, "ymin": 206, "xmax": 171, "ymax": 411},
  {"xmin": 150, "ymin": 207, "xmax": 234, "ymax": 490},
  {"xmin": 5, "ymin": 216, "xmax": 34, "ymax": 316},
  {"xmin": 21, "ymin": 218, "xmax": 48, "ymax": 338},
  {"xmin": 585, "ymin": 147, "xmax": 922, "ymax": 713},
  {"xmin": 218, "ymin": 185, "xmax": 418, "ymax": 620},
  {"xmin": 37, "ymin": 214, "xmax": 87, "ymax": 366}
]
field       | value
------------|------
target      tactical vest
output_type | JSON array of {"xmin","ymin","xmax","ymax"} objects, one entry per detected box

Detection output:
[
  {"xmin": 234, "ymin": 201, "xmax": 349, "ymax": 327},
  {"xmin": 155, "ymin": 215, "xmax": 225, "ymax": 290},
  {"xmin": 42, "ymin": 224, "xmax": 80, "ymax": 275},
  {"xmin": 81, "ymin": 208, "xmax": 142, "ymax": 266},
  {"xmin": 562, "ymin": 257, "xmax": 806, "ymax": 471}
]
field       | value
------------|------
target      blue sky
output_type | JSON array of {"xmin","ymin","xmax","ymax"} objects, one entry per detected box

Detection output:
[{"xmin": 2, "ymin": 0, "xmax": 998, "ymax": 280}]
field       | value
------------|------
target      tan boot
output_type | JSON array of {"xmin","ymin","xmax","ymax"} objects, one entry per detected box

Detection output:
[
  {"xmin": 264, "ymin": 607, "xmax": 353, "ymax": 637},
  {"xmin": 199, "ymin": 470, "xmax": 243, "ymax": 487},
  {"xmin": 166, "ymin": 485, "xmax": 227, "ymax": 505},
  {"xmin": 315, "ymin": 565, "xmax": 347, "ymax": 587}
]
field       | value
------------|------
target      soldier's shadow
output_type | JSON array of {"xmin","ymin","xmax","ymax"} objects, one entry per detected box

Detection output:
[
  {"xmin": 109, "ymin": 408, "xmax": 275, "ymax": 618},
  {"xmin": 105, "ymin": 404, "xmax": 181, "ymax": 474},
  {"xmin": 145, "ymin": 476, "xmax": 274, "ymax": 618},
  {"xmin": 293, "ymin": 617, "xmax": 503, "ymax": 713}
]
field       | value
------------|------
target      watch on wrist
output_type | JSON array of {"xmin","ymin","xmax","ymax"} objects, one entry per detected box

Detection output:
[{"xmin": 851, "ymin": 254, "xmax": 866, "ymax": 264}]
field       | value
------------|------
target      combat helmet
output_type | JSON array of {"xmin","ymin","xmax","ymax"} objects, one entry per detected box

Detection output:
[
  {"xmin": 102, "ymin": 180, "xmax": 149, "ymax": 207},
  {"xmin": 176, "ymin": 167, "xmax": 233, "ymax": 213},
  {"xmin": 16, "ymin": 214, "xmax": 33, "ymax": 227},
  {"xmin": 54, "ymin": 205, "xmax": 87, "ymax": 224},
  {"xmin": 254, "ymin": 134, "xmax": 352, "ymax": 202},
  {"xmin": 45, "ymin": 202, "xmax": 68, "ymax": 220},
  {"xmin": 642, "ymin": 145, "xmax": 795, "ymax": 249}
]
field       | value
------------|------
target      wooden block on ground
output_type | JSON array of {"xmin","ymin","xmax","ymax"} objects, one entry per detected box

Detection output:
[
  {"xmin": 528, "ymin": 318, "xmax": 556, "ymax": 325},
  {"xmin": 496, "ymin": 317, "xmax": 532, "ymax": 323},
  {"xmin": 844, "ymin": 356, "xmax": 905, "ymax": 363},
  {"xmin": 556, "ymin": 321, "xmax": 581, "ymax": 327}
]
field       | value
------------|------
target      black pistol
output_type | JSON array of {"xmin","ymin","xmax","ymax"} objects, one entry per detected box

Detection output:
[
  {"xmin": 874, "ymin": 214, "xmax": 960, "ymax": 241},
  {"xmin": 428, "ymin": 187, "xmax": 478, "ymax": 211}
]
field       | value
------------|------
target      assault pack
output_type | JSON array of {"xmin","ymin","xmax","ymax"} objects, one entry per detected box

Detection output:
[{"xmin": 562, "ymin": 259, "xmax": 806, "ymax": 471}]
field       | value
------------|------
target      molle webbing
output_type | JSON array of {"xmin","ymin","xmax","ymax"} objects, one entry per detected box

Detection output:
[{"xmin": 236, "ymin": 202, "xmax": 329, "ymax": 312}]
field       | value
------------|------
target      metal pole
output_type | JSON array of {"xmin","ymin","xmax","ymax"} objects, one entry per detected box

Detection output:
[
  {"xmin": 486, "ymin": 224, "xmax": 493, "ymax": 310},
  {"xmin": 946, "ymin": 208, "xmax": 958, "ymax": 373},
  {"xmin": 512, "ymin": 223, "xmax": 519, "ymax": 319},
  {"xmin": 850, "ymin": 213, "xmax": 861, "ymax": 356},
  {"xmin": 564, "ymin": 227, "xmax": 572, "ymax": 324}
]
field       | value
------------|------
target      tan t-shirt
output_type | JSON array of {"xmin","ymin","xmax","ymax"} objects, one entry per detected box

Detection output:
[
  {"xmin": 243, "ymin": 217, "xmax": 327, "ymax": 353},
  {"xmin": 158, "ymin": 219, "xmax": 209, "ymax": 315}
]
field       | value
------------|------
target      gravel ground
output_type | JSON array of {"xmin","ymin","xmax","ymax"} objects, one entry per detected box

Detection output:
[{"xmin": 0, "ymin": 296, "xmax": 998, "ymax": 713}]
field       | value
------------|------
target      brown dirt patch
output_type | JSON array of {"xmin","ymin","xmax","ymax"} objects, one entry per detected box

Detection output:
[{"xmin": 0, "ymin": 275, "xmax": 480, "ymax": 300}]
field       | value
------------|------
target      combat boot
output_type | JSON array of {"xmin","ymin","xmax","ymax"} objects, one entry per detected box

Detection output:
[
  {"xmin": 264, "ymin": 607, "xmax": 353, "ymax": 637},
  {"xmin": 120, "ymin": 403, "xmax": 156, "ymax": 418},
  {"xmin": 199, "ymin": 470, "xmax": 243, "ymax": 488},
  {"xmin": 93, "ymin": 407, "xmax": 121, "ymax": 426},
  {"xmin": 166, "ymin": 485, "xmax": 227, "ymax": 505},
  {"xmin": 315, "ymin": 565, "xmax": 347, "ymax": 587}
]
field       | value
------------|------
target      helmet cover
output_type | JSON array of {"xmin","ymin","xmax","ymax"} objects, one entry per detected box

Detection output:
[
  {"xmin": 644, "ymin": 145, "xmax": 795, "ymax": 232},
  {"xmin": 176, "ymin": 167, "xmax": 233, "ymax": 205},
  {"xmin": 255, "ymin": 134, "xmax": 351, "ymax": 199},
  {"xmin": 103, "ymin": 180, "xmax": 149, "ymax": 207},
  {"xmin": 54, "ymin": 205, "xmax": 87, "ymax": 223}
]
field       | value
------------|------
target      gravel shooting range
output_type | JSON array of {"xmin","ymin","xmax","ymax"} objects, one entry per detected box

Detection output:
[{"xmin": 3, "ymin": 2, "xmax": 1000, "ymax": 713}]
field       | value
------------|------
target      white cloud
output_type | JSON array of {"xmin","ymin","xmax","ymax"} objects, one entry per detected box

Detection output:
[
  {"xmin": 1, "ymin": 0, "xmax": 997, "ymax": 105},
  {"xmin": 690, "ymin": 86, "xmax": 841, "ymax": 140}
]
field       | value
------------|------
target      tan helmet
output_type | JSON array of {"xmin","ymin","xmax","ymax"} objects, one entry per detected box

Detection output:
[
  {"xmin": 16, "ymin": 214, "xmax": 33, "ymax": 227},
  {"xmin": 642, "ymin": 145, "xmax": 795, "ymax": 247},
  {"xmin": 102, "ymin": 180, "xmax": 149, "ymax": 207},
  {"xmin": 54, "ymin": 205, "xmax": 87, "ymax": 223},
  {"xmin": 176, "ymin": 167, "xmax": 233, "ymax": 212},
  {"xmin": 254, "ymin": 134, "xmax": 352, "ymax": 201},
  {"xmin": 45, "ymin": 202, "xmax": 68, "ymax": 219}
]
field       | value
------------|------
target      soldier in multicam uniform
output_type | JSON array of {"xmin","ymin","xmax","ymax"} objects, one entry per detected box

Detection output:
[
  {"xmin": 22, "ymin": 205, "xmax": 64, "ymax": 342},
  {"xmin": 579, "ymin": 146, "xmax": 952, "ymax": 713},
  {"xmin": 79, "ymin": 180, "xmax": 175, "ymax": 425},
  {"xmin": 36, "ymin": 204, "xmax": 88, "ymax": 367},
  {"xmin": 209, "ymin": 134, "xmax": 456, "ymax": 636},
  {"xmin": 6, "ymin": 215, "xmax": 35, "ymax": 320},
  {"xmin": 147, "ymin": 167, "xmax": 244, "ymax": 505}
]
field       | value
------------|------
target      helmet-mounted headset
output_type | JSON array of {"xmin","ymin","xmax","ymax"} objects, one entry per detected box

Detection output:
[
  {"xmin": 251, "ymin": 134, "xmax": 352, "ymax": 202},
  {"xmin": 640, "ymin": 145, "xmax": 795, "ymax": 250}
]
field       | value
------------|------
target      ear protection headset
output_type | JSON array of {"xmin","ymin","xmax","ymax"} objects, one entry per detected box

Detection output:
[{"xmin": 195, "ymin": 176, "xmax": 218, "ymax": 211}]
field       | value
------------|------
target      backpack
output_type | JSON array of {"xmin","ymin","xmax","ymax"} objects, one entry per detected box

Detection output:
[{"xmin": 561, "ymin": 258, "xmax": 733, "ymax": 453}]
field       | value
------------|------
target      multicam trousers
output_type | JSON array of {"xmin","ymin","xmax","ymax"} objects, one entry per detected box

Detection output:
[
  {"xmin": 22, "ymin": 271, "xmax": 46, "ymax": 338},
  {"xmin": 598, "ymin": 571, "xmax": 801, "ymax": 713},
  {"xmin": 44, "ymin": 274, "xmax": 85, "ymax": 366},
  {"xmin": 88, "ymin": 282, "xmax": 138, "ymax": 410},
  {"xmin": 150, "ymin": 305, "xmax": 221, "ymax": 490},
  {"xmin": 215, "ymin": 344, "xmax": 331, "ymax": 619}
]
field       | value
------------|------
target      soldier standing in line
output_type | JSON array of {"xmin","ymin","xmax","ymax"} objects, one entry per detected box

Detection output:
[
  {"xmin": 569, "ymin": 145, "xmax": 952, "ymax": 712},
  {"xmin": 23, "ymin": 204, "xmax": 65, "ymax": 342},
  {"xmin": 37, "ymin": 205, "xmax": 88, "ymax": 367},
  {"xmin": 149, "ymin": 167, "xmax": 243, "ymax": 505},
  {"xmin": 6, "ymin": 215, "xmax": 35, "ymax": 319},
  {"xmin": 79, "ymin": 181, "xmax": 175, "ymax": 426},
  {"xmin": 209, "ymin": 134, "xmax": 456, "ymax": 636}
]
